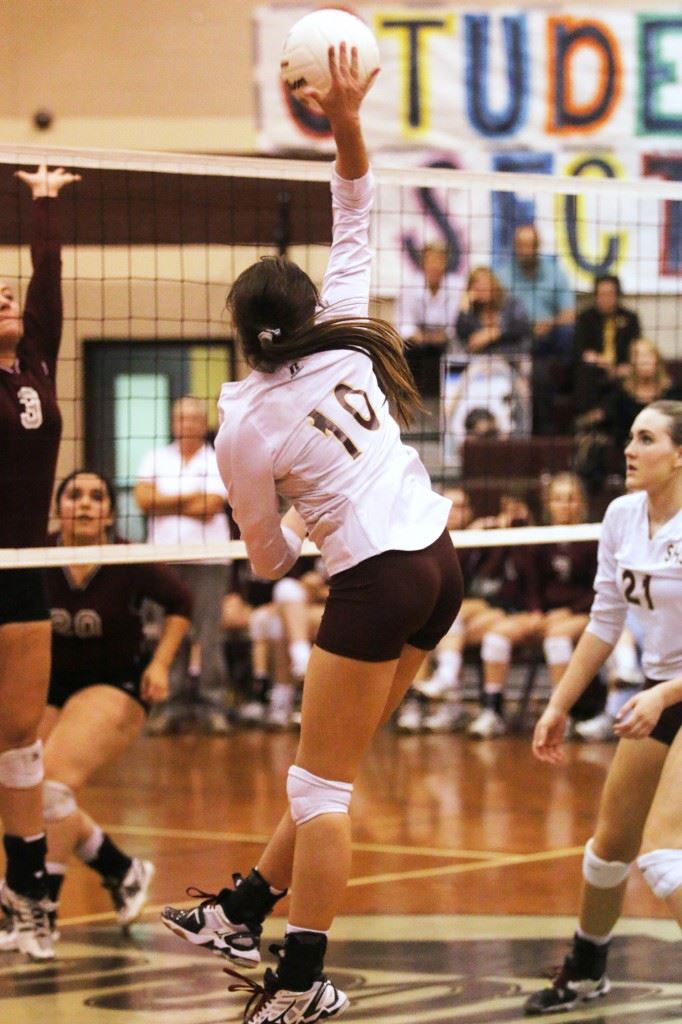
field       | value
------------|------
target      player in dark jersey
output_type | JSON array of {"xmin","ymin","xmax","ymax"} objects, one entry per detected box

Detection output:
[
  {"xmin": 469, "ymin": 472, "xmax": 597, "ymax": 738},
  {"xmin": 0, "ymin": 470, "xmax": 191, "ymax": 954},
  {"xmin": 0, "ymin": 166, "xmax": 80, "ymax": 960}
]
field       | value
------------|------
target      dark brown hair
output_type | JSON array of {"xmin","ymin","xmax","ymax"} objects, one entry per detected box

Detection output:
[{"xmin": 227, "ymin": 256, "xmax": 422, "ymax": 426}]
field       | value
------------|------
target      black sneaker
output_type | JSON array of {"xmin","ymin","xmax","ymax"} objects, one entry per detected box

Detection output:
[
  {"xmin": 161, "ymin": 878, "xmax": 262, "ymax": 967},
  {"xmin": 524, "ymin": 937, "xmax": 610, "ymax": 1015}
]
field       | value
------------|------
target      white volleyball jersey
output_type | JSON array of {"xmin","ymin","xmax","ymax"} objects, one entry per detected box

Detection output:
[
  {"xmin": 587, "ymin": 490, "xmax": 682, "ymax": 681},
  {"xmin": 216, "ymin": 165, "xmax": 450, "ymax": 580}
]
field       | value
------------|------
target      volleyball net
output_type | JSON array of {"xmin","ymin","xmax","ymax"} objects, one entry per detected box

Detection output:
[{"xmin": 0, "ymin": 141, "xmax": 680, "ymax": 567}]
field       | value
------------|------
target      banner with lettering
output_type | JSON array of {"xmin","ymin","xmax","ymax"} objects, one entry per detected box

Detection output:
[{"xmin": 255, "ymin": 5, "xmax": 682, "ymax": 293}]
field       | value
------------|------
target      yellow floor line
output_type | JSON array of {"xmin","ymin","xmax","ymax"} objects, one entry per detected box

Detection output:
[
  {"xmin": 102, "ymin": 823, "xmax": 512, "ymax": 861},
  {"xmin": 346, "ymin": 846, "xmax": 584, "ymax": 888},
  {"xmin": 58, "ymin": 846, "xmax": 583, "ymax": 927}
]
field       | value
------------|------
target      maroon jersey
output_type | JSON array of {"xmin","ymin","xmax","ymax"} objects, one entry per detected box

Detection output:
[
  {"xmin": 464, "ymin": 544, "xmax": 541, "ymax": 613},
  {"xmin": 535, "ymin": 540, "xmax": 597, "ymax": 614},
  {"xmin": 0, "ymin": 199, "xmax": 63, "ymax": 547},
  {"xmin": 47, "ymin": 556, "xmax": 192, "ymax": 689}
]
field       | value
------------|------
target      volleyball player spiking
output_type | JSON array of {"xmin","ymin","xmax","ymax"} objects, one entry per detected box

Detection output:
[
  {"xmin": 0, "ymin": 165, "xmax": 80, "ymax": 960},
  {"xmin": 161, "ymin": 43, "xmax": 462, "ymax": 1024}
]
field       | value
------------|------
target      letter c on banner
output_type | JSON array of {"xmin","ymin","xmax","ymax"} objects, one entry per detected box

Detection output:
[
  {"xmin": 283, "ymin": 87, "xmax": 332, "ymax": 140},
  {"xmin": 558, "ymin": 154, "xmax": 625, "ymax": 281},
  {"xmin": 547, "ymin": 17, "xmax": 622, "ymax": 134}
]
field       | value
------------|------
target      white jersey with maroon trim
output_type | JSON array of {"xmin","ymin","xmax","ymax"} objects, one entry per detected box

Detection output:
[
  {"xmin": 587, "ymin": 490, "xmax": 682, "ymax": 681},
  {"xmin": 216, "ymin": 165, "xmax": 450, "ymax": 580}
]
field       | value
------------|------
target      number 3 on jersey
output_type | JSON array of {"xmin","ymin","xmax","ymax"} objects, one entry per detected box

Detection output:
[
  {"xmin": 308, "ymin": 383, "xmax": 379, "ymax": 460},
  {"xmin": 622, "ymin": 569, "xmax": 654, "ymax": 610},
  {"xmin": 17, "ymin": 386, "xmax": 43, "ymax": 430}
]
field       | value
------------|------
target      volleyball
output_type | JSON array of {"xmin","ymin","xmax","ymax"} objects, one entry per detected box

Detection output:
[{"xmin": 280, "ymin": 8, "xmax": 380, "ymax": 101}]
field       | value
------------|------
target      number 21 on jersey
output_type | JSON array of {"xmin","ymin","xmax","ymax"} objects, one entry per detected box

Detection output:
[{"xmin": 622, "ymin": 568, "xmax": 654, "ymax": 610}]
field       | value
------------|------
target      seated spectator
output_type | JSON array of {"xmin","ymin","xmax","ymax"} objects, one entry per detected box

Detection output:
[
  {"xmin": 574, "ymin": 337, "xmax": 682, "ymax": 494},
  {"xmin": 468, "ymin": 472, "xmax": 597, "ymax": 739},
  {"xmin": 444, "ymin": 354, "xmax": 532, "ymax": 461},
  {"xmin": 608, "ymin": 337, "xmax": 682, "ymax": 448},
  {"xmin": 455, "ymin": 266, "xmax": 531, "ymax": 356},
  {"xmin": 396, "ymin": 486, "xmax": 534, "ymax": 734},
  {"xmin": 574, "ymin": 274, "xmax": 641, "ymax": 416},
  {"xmin": 497, "ymin": 224, "xmax": 576, "ymax": 434},
  {"xmin": 401, "ymin": 486, "xmax": 506, "ymax": 732},
  {"xmin": 396, "ymin": 241, "xmax": 462, "ymax": 398},
  {"xmin": 574, "ymin": 610, "xmax": 644, "ymax": 742},
  {"xmin": 222, "ymin": 557, "xmax": 323, "ymax": 729},
  {"xmin": 464, "ymin": 407, "xmax": 500, "ymax": 439}
]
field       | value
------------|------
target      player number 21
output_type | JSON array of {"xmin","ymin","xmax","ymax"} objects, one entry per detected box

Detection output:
[
  {"xmin": 622, "ymin": 569, "xmax": 654, "ymax": 610},
  {"xmin": 308, "ymin": 383, "xmax": 379, "ymax": 460}
]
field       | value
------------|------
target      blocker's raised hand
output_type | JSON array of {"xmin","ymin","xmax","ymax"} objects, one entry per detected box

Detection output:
[{"xmin": 15, "ymin": 164, "xmax": 82, "ymax": 198}]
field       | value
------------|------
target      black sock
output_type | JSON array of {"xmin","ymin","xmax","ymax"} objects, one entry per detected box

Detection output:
[
  {"xmin": 46, "ymin": 871, "xmax": 65, "ymax": 904},
  {"xmin": 3, "ymin": 834, "xmax": 47, "ymax": 896},
  {"xmin": 86, "ymin": 834, "xmax": 133, "ymax": 882},
  {"xmin": 485, "ymin": 691, "xmax": 504, "ymax": 715},
  {"xmin": 218, "ymin": 868, "xmax": 286, "ymax": 928},
  {"xmin": 276, "ymin": 931, "xmax": 327, "ymax": 991},
  {"xmin": 568, "ymin": 932, "xmax": 610, "ymax": 980},
  {"xmin": 251, "ymin": 675, "xmax": 272, "ymax": 704}
]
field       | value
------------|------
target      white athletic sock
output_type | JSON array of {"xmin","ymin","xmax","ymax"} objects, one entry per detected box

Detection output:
[
  {"xmin": 286, "ymin": 922, "xmax": 329, "ymax": 938},
  {"xmin": 577, "ymin": 925, "xmax": 612, "ymax": 946}
]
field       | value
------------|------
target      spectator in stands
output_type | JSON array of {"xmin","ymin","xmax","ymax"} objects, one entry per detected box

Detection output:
[
  {"xmin": 574, "ymin": 274, "xmax": 641, "ymax": 417},
  {"xmin": 608, "ymin": 338, "xmax": 682, "ymax": 449},
  {"xmin": 403, "ymin": 487, "xmax": 507, "ymax": 732},
  {"xmin": 397, "ymin": 486, "xmax": 534, "ymax": 734},
  {"xmin": 574, "ymin": 611, "xmax": 645, "ymax": 742},
  {"xmin": 396, "ymin": 241, "xmax": 462, "ymax": 399},
  {"xmin": 575, "ymin": 339, "xmax": 682, "ymax": 495},
  {"xmin": 464, "ymin": 407, "xmax": 500, "ymax": 439},
  {"xmin": 469, "ymin": 472, "xmax": 597, "ymax": 739},
  {"xmin": 222, "ymin": 559, "xmax": 321, "ymax": 729},
  {"xmin": 134, "ymin": 395, "xmax": 232, "ymax": 735},
  {"xmin": 455, "ymin": 266, "xmax": 531, "ymax": 355},
  {"xmin": 497, "ymin": 224, "xmax": 576, "ymax": 435}
]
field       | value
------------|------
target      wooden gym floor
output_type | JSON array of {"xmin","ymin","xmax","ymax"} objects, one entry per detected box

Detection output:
[{"xmin": 1, "ymin": 727, "xmax": 680, "ymax": 1023}]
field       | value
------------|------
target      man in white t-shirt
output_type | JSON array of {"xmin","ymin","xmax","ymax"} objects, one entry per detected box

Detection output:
[{"xmin": 135, "ymin": 395, "xmax": 231, "ymax": 734}]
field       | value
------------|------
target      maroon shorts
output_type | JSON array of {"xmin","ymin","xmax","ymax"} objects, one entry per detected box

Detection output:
[
  {"xmin": 315, "ymin": 529, "xmax": 463, "ymax": 663},
  {"xmin": 644, "ymin": 678, "xmax": 682, "ymax": 747}
]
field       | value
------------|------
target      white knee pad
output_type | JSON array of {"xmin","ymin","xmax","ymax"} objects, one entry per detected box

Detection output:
[
  {"xmin": 638, "ymin": 849, "xmax": 682, "ymax": 899},
  {"xmin": 583, "ymin": 837, "xmax": 631, "ymax": 889},
  {"xmin": 250, "ymin": 606, "xmax": 284, "ymax": 642},
  {"xmin": 273, "ymin": 577, "xmax": 306, "ymax": 604},
  {"xmin": 42, "ymin": 780, "xmax": 77, "ymax": 822},
  {"xmin": 543, "ymin": 635, "xmax": 574, "ymax": 666},
  {"xmin": 481, "ymin": 632, "xmax": 512, "ymax": 664},
  {"xmin": 0, "ymin": 739, "xmax": 44, "ymax": 789},
  {"xmin": 287, "ymin": 765, "xmax": 353, "ymax": 826}
]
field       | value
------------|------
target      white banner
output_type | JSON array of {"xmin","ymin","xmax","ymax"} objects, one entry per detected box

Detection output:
[{"xmin": 255, "ymin": 5, "xmax": 682, "ymax": 293}]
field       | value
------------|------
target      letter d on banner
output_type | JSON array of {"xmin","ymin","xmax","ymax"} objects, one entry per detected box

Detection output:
[{"xmin": 547, "ymin": 17, "xmax": 622, "ymax": 134}]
